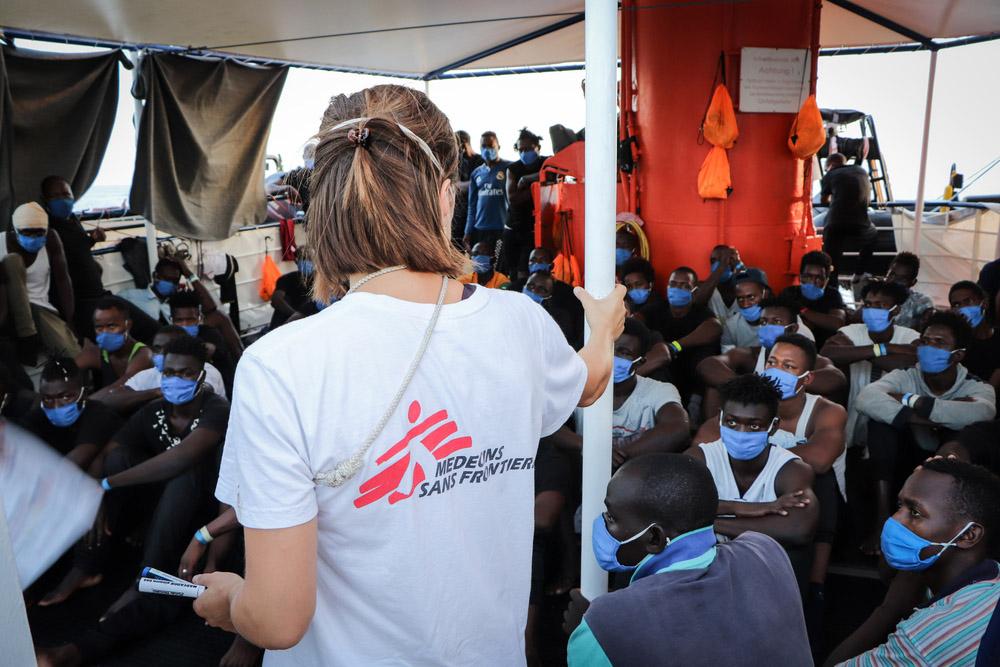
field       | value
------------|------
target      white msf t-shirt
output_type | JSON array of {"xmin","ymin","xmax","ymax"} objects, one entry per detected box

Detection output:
[{"xmin": 217, "ymin": 285, "xmax": 586, "ymax": 667}]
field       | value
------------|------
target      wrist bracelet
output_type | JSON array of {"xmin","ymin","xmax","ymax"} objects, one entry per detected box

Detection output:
[
  {"xmin": 907, "ymin": 394, "xmax": 920, "ymax": 409},
  {"xmin": 901, "ymin": 392, "xmax": 913, "ymax": 407},
  {"xmin": 872, "ymin": 344, "xmax": 882, "ymax": 357},
  {"xmin": 670, "ymin": 340, "xmax": 683, "ymax": 353},
  {"xmin": 100, "ymin": 477, "xmax": 112, "ymax": 491},
  {"xmin": 194, "ymin": 526, "xmax": 214, "ymax": 545},
  {"xmin": 881, "ymin": 344, "xmax": 888, "ymax": 357}
]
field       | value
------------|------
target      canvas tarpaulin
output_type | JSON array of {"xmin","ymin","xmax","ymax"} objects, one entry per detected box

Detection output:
[
  {"xmin": 129, "ymin": 53, "xmax": 287, "ymax": 241},
  {"xmin": 0, "ymin": 47, "xmax": 121, "ymax": 228}
]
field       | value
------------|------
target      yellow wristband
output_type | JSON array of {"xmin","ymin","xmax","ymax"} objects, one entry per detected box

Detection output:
[{"xmin": 670, "ymin": 340, "xmax": 683, "ymax": 353}]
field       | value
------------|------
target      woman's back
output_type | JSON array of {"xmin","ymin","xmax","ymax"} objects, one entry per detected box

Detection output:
[{"xmin": 218, "ymin": 285, "xmax": 586, "ymax": 665}]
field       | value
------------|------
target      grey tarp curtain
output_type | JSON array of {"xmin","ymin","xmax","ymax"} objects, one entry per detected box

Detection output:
[
  {"xmin": 0, "ymin": 47, "xmax": 121, "ymax": 228},
  {"xmin": 129, "ymin": 53, "xmax": 288, "ymax": 241}
]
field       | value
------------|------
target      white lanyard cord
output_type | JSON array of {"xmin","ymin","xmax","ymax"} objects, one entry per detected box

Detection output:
[{"xmin": 314, "ymin": 273, "xmax": 449, "ymax": 487}]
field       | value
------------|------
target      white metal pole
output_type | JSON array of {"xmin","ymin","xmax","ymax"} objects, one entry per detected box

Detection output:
[
  {"xmin": 580, "ymin": 0, "xmax": 618, "ymax": 601},
  {"xmin": 127, "ymin": 50, "xmax": 159, "ymax": 276},
  {"xmin": 911, "ymin": 50, "xmax": 938, "ymax": 254}
]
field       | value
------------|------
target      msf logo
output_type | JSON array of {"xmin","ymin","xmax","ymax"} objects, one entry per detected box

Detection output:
[{"xmin": 354, "ymin": 400, "xmax": 472, "ymax": 508}]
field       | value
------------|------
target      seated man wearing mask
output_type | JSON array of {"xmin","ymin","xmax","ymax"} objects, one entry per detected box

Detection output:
[
  {"xmin": 1, "ymin": 202, "xmax": 79, "ymax": 363},
  {"xmin": 117, "ymin": 257, "xmax": 188, "ymax": 324},
  {"xmin": 545, "ymin": 319, "xmax": 690, "ymax": 468},
  {"xmin": 720, "ymin": 269, "xmax": 814, "ymax": 352},
  {"xmin": 510, "ymin": 247, "xmax": 576, "ymax": 305},
  {"xmin": 564, "ymin": 453, "xmax": 812, "ymax": 666},
  {"xmin": 825, "ymin": 459, "xmax": 1000, "ymax": 666},
  {"xmin": 698, "ymin": 245, "xmax": 745, "ymax": 323},
  {"xmin": 169, "ymin": 290, "xmax": 237, "ymax": 396},
  {"xmin": 821, "ymin": 278, "xmax": 921, "ymax": 555},
  {"xmin": 696, "ymin": 334, "xmax": 846, "ymax": 632},
  {"xmin": 36, "ymin": 335, "xmax": 230, "ymax": 649},
  {"xmin": 270, "ymin": 246, "xmax": 319, "ymax": 328},
  {"xmin": 778, "ymin": 251, "xmax": 846, "ymax": 349},
  {"xmin": 523, "ymin": 270, "xmax": 584, "ymax": 350},
  {"xmin": 623, "ymin": 260, "xmax": 722, "ymax": 406},
  {"xmin": 855, "ymin": 312, "xmax": 996, "ymax": 557},
  {"xmin": 95, "ymin": 326, "xmax": 228, "ymax": 414},
  {"xmin": 20, "ymin": 358, "xmax": 122, "ymax": 470},
  {"xmin": 950, "ymin": 280, "xmax": 1000, "ymax": 390},
  {"xmin": 685, "ymin": 374, "xmax": 818, "ymax": 555},
  {"xmin": 698, "ymin": 297, "xmax": 845, "ymax": 418},
  {"xmin": 884, "ymin": 251, "xmax": 934, "ymax": 331},
  {"xmin": 76, "ymin": 297, "xmax": 152, "ymax": 392},
  {"xmin": 458, "ymin": 239, "xmax": 509, "ymax": 289}
]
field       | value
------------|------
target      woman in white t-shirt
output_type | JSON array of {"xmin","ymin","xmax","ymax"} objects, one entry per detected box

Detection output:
[{"xmin": 193, "ymin": 85, "xmax": 625, "ymax": 666}]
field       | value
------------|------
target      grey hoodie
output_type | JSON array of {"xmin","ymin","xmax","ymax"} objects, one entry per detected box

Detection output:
[{"xmin": 856, "ymin": 364, "xmax": 996, "ymax": 451}]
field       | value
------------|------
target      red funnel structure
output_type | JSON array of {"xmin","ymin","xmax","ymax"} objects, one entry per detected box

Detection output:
[{"xmin": 628, "ymin": 0, "xmax": 823, "ymax": 290}]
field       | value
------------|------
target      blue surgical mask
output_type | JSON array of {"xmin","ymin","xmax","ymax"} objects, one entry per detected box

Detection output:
[
  {"xmin": 615, "ymin": 248, "xmax": 633, "ymax": 266},
  {"xmin": 481, "ymin": 147, "xmax": 498, "ymax": 161},
  {"xmin": 161, "ymin": 373, "xmax": 203, "ymax": 405},
  {"xmin": 613, "ymin": 356, "xmax": 637, "ymax": 384},
  {"xmin": 881, "ymin": 517, "xmax": 973, "ymax": 571},
  {"xmin": 667, "ymin": 287, "xmax": 693, "ymax": 308},
  {"xmin": 95, "ymin": 331, "xmax": 127, "ymax": 352},
  {"xmin": 180, "ymin": 324, "xmax": 200, "ymax": 337},
  {"xmin": 720, "ymin": 418, "xmax": 775, "ymax": 461},
  {"xmin": 757, "ymin": 323, "xmax": 789, "ymax": 350},
  {"xmin": 471, "ymin": 255, "xmax": 493, "ymax": 273},
  {"xmin": 522, "ymin": 286, "xmax": 545, "ymax": 304},
  {"xmin": 958, "ymin": 305, "xmax": 985, "ymax": 328},
  {"xmin": 152, "ymin": 353, "xmax": 165, "ymax": 373},
  {"xmin": 16, "ymin": 232, "xmax": 46, "ymax": 253},
  {"xmin": 591, "ymin": 515, "xmax": 657, "ymax": 572},
  {"xmin": 918, "ymin": 345, "xmax": 958, "ymax": 374},
  {"xmin": 528, "ymin": 262, "xmax": 552, "ymax": 274},
  {"xmin": 42, "ymin": 391, "xmax": 84, "ymax": 428},
  {"xmin": 800, "ymin": 283, "xmax": 825, "ymax": 301},
  {"xmin": 297, "ymin": 260, "xmax": 315, "ymax": 277},
  {"xmin": 740, "ymin": 304, "xmax": 762, "ymax": 323},
  {"xmin": 862, "ymin": 307, "xmax": 894, "ymax": 333},
  {"xmin": 46, "ymin": 197, "xmax": 75, "ymax": 219},
  {"xmin": 760, "ymin": 367, "xmax": 809, "ymax": 400},
  {"xmin": 519, "ymin": 150, "xmax": 538, "ymax": 164},
  {"xmin": 628, "ymin": 287, "xmax": 651, "ymax": 306},
  {"xmin": 154, "ymin": 279, "xmax": 177, "ymax": 297}
]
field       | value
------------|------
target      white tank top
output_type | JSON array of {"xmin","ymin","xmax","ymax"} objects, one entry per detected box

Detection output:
[
  {"xmin": 699, "ymin": 440, "xmax": 800, "ymax": 503},
  {"xmin": 770, "ymin": 393, "xmax": 821, "ymax": 449},
  {"xmin": 0, "ymin": 240, "xmax": 55, "ymax": 311}
]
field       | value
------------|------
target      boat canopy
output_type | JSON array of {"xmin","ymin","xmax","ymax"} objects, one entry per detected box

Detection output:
[{"xmin": 1, "ymin": 1, "xmax": 998, "ymax": 79}]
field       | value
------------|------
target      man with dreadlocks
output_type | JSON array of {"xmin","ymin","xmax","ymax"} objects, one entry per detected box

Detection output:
[{"xmin": 502, "ymin": 127, "xmax": 549, "ymax": 281}]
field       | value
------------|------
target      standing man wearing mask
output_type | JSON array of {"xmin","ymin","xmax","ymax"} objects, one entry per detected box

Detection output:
[
  {"xmin": 458, "ymin": 240, "xmax": 509, "ymax": 289},
  {"xmin": 40, "ymin": 176, "xmax": 109, "ymax": 337},
  {"xmin": 685, "ymin": 373, "xmax": 818, "ymax": 553},
  {"xmin": 826, "ymin": 459, "xmax": 1000, "ymax": 666},
  {"xmin": 20, "ymin": 358, "xmax": 122, "ymax": 471},
  {"xmin": 75, "ymin": 297, "xmax": 152, "ymax": 391},
  {"xmin": 564, "ymin": 453, "xmax": 812, "ymax": 667},
  {"xmin": 463, "ymin": 131, "xmax": 509, "ymax": 252},
  {"xmin": 502, "ymin": 128, "xmax": 548, "ymax": 280},
  {"xmin": 451, "ymin": 131, "xmax": 484, "ymax": 247},
  {"xmin": 855, "ymin": 312, "xmax": 996, "ymax": 557},
  {"xmin": 1, "ymin": 202, "xmax": 80, "ymax": 363}
]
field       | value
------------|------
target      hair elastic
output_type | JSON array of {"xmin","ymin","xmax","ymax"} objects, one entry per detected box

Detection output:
[{"xmin": 327, "ymin": 117, "xmax": 443, "ymax": 173}]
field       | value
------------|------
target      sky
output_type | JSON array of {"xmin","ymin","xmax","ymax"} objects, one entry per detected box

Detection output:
[{"xmin": 19, "ymin": 38, "xmax": 1000, "ymax": 209}]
